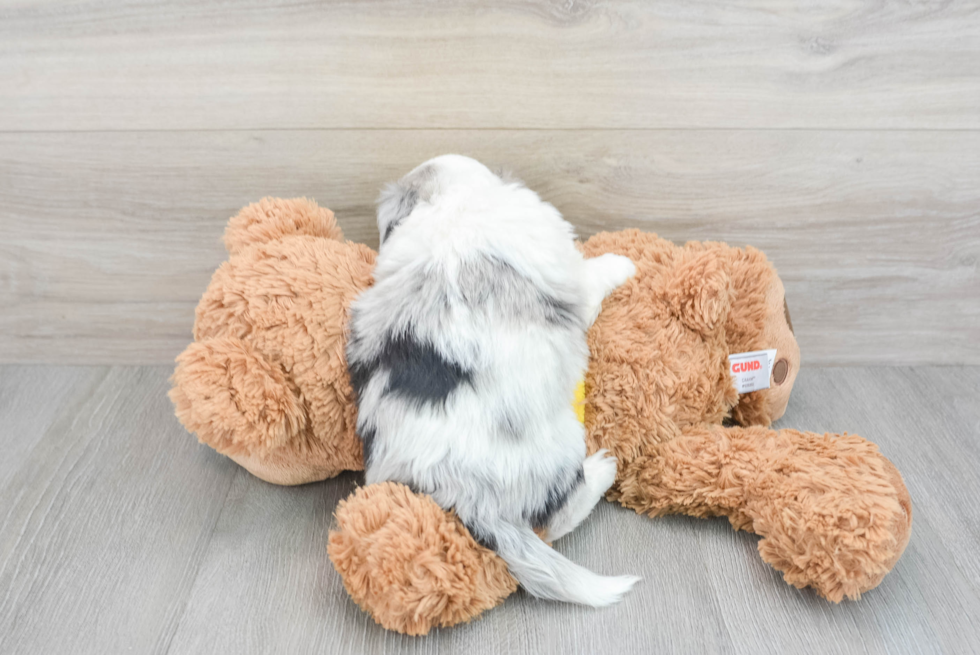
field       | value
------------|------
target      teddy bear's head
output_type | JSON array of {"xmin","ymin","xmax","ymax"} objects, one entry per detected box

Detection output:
[
  {"xmin": 580, "ymin": 230, "xmax": 799, "ymax": 466},
  {"xmin": 170, "ymin": 198, "xmax": 374, "ymax": 485}
]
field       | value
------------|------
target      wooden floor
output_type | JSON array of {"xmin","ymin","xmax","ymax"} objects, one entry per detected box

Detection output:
[{"xmin": 0, "ymin": 365, "xmax": 977, "ymax": 654}]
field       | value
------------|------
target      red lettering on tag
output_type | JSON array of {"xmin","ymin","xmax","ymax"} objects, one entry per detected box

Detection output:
[{"xmin": 732, "ymin": 361, "xmax": 762, "ymax": 373}]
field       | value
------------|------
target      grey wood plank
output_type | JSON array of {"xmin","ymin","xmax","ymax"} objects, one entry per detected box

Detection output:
[
  {"xmin": 0, "ymin": 365, "xmax": 238, "ymax": 655},
  {"xmin": 1, "ymin": 1, "xmax": 979, "ymax": 130},
  {"xmin": 165, "ymin": 472, "xmax": 736, "ymax": 655},
  {"xmin": 163, "ymin": 470, "xmax": 365, "ymax": 655},
  {"xmin": 160, "ymin": 366, "xmax": 980, "ymax": 655},
  {"xmin": 0, "ymin": 366, "xmax": 977, "ymax": 653},
  {"xmin": 0, "ymin": 365, "xmax": 108, "ymax": 485},
  {"xmin": 783, "ymin": 367, "xmax": 980, "ymax": 598},
  {"xmin": 1, "ymin": 130, "xmax": 977, "ymax": 365}
]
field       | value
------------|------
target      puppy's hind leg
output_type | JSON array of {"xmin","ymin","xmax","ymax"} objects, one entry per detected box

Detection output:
[
  {"xmin": 545, "ymin": 449, "xmax": 619, "ymax": 542},
  {"xmin": 581, "ymin": 254, "xmax": 636, "ymax": 324}
]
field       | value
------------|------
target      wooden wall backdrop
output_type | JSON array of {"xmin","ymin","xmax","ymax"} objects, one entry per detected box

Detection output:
[{"xmin": 0, "ymin": 0, "xmax": 978, "ymax": 365}]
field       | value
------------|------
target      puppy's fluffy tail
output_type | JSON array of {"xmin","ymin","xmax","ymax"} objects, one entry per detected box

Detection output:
[{"xmin": 473, "ymin": 519, "xmax": 639, "ymax": 607}]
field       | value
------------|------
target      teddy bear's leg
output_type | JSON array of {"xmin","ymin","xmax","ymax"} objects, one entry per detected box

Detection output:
[
  {"xmin": 613, "ymin": 424, "xmax": 912, "ymax": 601},
  {"xmin": 544, "ymin": 449, "xmax": 618, "ymax": 542},
  {"xmin": 581, "ymin": 253, "xmax": 637, "ymax": 324},
  {"xmin": 328, "ymin": 482, "xmax": 517, "ymax": 635}
]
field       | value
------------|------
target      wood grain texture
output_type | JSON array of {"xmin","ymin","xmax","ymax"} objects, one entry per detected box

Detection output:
[
  {"xmin": 0, "ymin": 366, "xmax": 239, "ymax": 655},
  {"xmin": 0, "ymin": 364, "xmax": 108, "ymax": 484},
  {"xmin": 1, "ymin": 0, "xmax": 979, "ymax": 130},
  {"xmin": 0, "ymin": 365, "xmax": 978, "ymax": 654},
  {"xmin": 1, "ymin": 129, "xmax": 977, "ymax": 365}
]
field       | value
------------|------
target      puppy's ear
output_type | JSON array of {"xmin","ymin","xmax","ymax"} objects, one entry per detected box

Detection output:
[
  {"xmin": 495, "ymin": 167, "xmax": 524, "ymax": 187},
  {"xmin": 377, "ymin": 181, "xmax": 418, "ymax": 244},
  {"xmin": 377, "ymin": 164, "xmax": 437, "ymax": 244}
]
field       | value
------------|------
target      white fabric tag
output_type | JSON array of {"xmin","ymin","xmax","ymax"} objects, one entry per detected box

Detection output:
[{"xmin": 729, "ymin": 349, "xmax": 777, "ymax": 394}]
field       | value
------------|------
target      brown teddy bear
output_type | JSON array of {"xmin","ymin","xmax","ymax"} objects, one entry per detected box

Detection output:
[{"xmin": 171, "ymin": 198, "xmax": 912, "ymax": 636}]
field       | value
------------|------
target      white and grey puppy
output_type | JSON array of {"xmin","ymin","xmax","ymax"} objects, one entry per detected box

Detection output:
[{"xmin": 347, "ymin": 155, "xmax": 639, "ymax": 607}]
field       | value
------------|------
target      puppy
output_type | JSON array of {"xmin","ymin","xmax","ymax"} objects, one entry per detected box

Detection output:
[{"xmin": 347, "ymin": 155, "xmax": 639, "ymax": 606}]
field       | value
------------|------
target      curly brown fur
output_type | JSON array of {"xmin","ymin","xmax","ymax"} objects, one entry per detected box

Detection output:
[
  {"xmin": 223, "ymin": 196, "xmax": 343, "ymax": 255},
  {"xmin": 328, "ymin": 482, "xmax": 517, "ymax": 636},
  {"xmin": 613, "ymin": 425, "xmax": 911, "ymax": 601}
]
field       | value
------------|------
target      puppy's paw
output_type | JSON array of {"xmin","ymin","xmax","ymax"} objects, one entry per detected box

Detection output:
[
  {"xmin": 604, "ymin": 253, "xmax": 637, "ymax": 286},
  {"xmin": 584, "ymin": 449, "xmax": 618, "ymax": 495},
  {"xmin": 592, "ymin": 253, "xmax": 636, "ymax": 293}
]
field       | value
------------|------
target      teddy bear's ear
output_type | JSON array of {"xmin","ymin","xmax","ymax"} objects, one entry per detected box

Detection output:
[
  {"xmin": 664, "ymin": 247, "xmax": 734, "ymax": 334},
  {"xmin": 224, "ymin": 197, "xmax": 343, "ymax": 255}
]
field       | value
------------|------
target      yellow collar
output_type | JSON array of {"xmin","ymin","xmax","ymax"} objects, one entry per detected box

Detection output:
[{"xmin": 573, "ymin": 379, "xmax": 586, "ymax": 424}]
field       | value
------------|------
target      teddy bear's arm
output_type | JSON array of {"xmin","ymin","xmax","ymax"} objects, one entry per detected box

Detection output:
[{"xmin": 613, "ymin": 423, "xmax": 912, "ymax": 602}]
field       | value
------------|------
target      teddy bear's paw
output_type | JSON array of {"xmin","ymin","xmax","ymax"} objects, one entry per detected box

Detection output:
[{"xmin": 748, "ymin": 431, "xmax": 912, "ymax": 602}]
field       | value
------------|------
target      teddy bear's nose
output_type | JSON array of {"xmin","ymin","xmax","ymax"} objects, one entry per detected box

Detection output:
[{"xmin": 772, "ymin": 359, "xmax": 789, "ymax": 385}]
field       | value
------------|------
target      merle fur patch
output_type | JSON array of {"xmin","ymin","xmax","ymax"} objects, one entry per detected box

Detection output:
[
  {"xmin": 542, "ymin": 295, "xmax": 577, "ymax": 328},
  {"xmin": 526, "ymin": 467, "xmax": 585, "ymax": 529},
  {"xmin": 458, "ymin": 255, "xmax": 579, "ymax": 328},
  {"xmin": 466, "ymin": 522, "xmax": 498, "ymax": 552},
  {"xmin": 359, "ymin": 426, "xmax": 376, "ymax": 467},
  {"xmin": 349, "ymin": 331, "xmax": 473, "ymax": 410},
  {"xmin": 383, "ymin": 333, "xmax": 472, "ymax": 406},
  {"xmin": 347, "ymin": 332, "xmax": 373, "ymax": 403}
]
